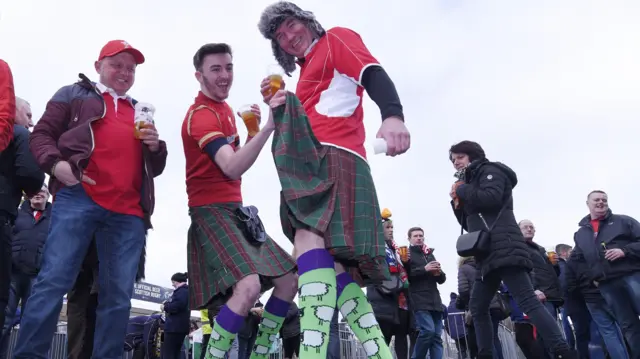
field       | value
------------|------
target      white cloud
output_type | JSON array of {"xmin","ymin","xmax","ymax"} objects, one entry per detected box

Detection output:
[{"xmin": 2, "ymin": 0, "xmax": 639, "ymax": 308}]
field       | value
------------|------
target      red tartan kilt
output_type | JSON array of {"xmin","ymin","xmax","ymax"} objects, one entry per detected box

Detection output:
[{"xmin": 187, "ymin": 203, "xmax": 296, "ymax": 309}]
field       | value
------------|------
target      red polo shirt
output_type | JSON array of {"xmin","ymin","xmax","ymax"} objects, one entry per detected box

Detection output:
[
  {"xmin": 182, "ymin": 92, "xmax": 242, "ymax": 207},
  {"xmin": 82, "ymin": 90, "xmax": 143, "ymax": 217}
]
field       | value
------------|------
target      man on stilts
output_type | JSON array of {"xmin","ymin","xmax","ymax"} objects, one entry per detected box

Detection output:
[
  {"xmin": 181, "ymin": 43, "xmax": 298, "ymax": 359},
  {"xmin": 257, "ymin": 3, "xmax": 411, "ymax": 358}
]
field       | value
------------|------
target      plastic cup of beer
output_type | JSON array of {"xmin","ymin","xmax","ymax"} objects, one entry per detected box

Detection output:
[
  {"xmin": 266, "ymin": 64, "xmax": 284, "ymax": 96},
  {"xmin": 238, "ymin": 104, "xmax": 260, "ymax": 137},
  {"xmin": 398, "ymin": 246, "xmax": 409, "ymax": 262},
  {"xmin": 134, "ymin": 102, "xmax": 156, "ymax": 139}
]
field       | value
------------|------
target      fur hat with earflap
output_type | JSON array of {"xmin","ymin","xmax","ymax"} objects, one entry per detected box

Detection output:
[{"xmin": 258, "ymin": 1, "xmax": 326, "ymax": 76}]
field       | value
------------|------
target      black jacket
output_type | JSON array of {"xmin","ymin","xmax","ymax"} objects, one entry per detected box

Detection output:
[
  {"xmin": 525, "ymin": 240, "xmax": 562, "ymax": 303},
  {"xmin": 0, "ymin": 126, "xmax": 44, "ymax": 220},
  {"xmin": 163, "ymin": 284, "xmax": 190, "ymax": 333},
  {"xmin": 456, "ymin": 257, "xmax": 501, "ymax": 310},
  {"xmin": 573, "ymin": 209, "xmax": 640, "ymax": 282},
  {"xmin": 558, "ymin": 258, "xmax": 587, "ymax": 316},
  {"xmin": 367, "ymin": 285, "xmax": 410, "ymax": 325},
  {"xmin": 239, "ymin": 301, "xmax": 263, "ymax": 339},
  {"xmin": 11, "ymin": 201, "xmax": 52, "ymax": 275},
  {"xmin": 564, "ymin": 251, "xmax": 604, "ymax": 304},
  {"xmin": 452, "ymin": 160, "xmax": 532, "ymax": 277},
  {"xmin": 367, "ymin": 240, "xmax": 411, "ymax": 325},
  {"xmin": 280, "ymin": 301, "xmax": 300, "ymax": 339},
  {"xmin": 407, "ymin": 245, "xmax": 445, "ymax": 312}
]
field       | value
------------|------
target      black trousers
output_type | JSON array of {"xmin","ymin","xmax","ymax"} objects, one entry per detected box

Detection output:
[
  {"xmin": 161, "ymin": 332, "xmax": 187, "ymax": 359},
  {"xmin": 0, "ymin": 221, "xmax": 11, "ymax": 340},
  {"xmin": 380, "ymin": 309, "xmax": 414, "ymax": 359},
  {"xmin": 282, "ymin": 335, "xmax": 300, "ymax": 358},
  {"xmin": 514, "ymin": 322, "xmax": 544, "ymax": 359},
  {"xmin": 199, "ymin": 334, "xmax": 210, "ymax": 359},
  {"xmin": 469, "ymin": 267, "xmax": 570, "ymax": 357}
]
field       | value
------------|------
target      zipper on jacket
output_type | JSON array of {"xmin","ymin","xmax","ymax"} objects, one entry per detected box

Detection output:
[{"xmin": 75, "ymin": 86, "xmax": 106, "ymax": 171}]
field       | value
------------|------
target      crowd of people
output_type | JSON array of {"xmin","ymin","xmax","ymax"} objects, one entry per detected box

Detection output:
[{"xmin": 0, "ymin": 1, "xmax": 638, "ymax": 359}]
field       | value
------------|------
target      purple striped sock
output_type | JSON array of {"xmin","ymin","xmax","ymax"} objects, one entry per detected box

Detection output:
[
  {"xmin": 336, "ymin": 272, "xmax": 355, "ymax": 298},
  {"xmin": 297, "ymin": 248, "xmax": 334, "ymax": 275},
  {"xmin": 215, "ymin": 305, "xmax": 245, "ymax": 334},
  {"xmin": 264, "ymin": 295, "xmax": 290, "ymax": 317}
]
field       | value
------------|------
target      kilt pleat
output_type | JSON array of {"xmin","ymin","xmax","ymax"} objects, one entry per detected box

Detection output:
[
  {"xmin": 271, "ymin": 93, "xmax": 390, "ymax": 286},
  {"xmin": 187, "ymin": 203, "xmax": 296, "ymax": 310}
]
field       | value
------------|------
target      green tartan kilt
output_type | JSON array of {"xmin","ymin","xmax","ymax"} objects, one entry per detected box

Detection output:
[
  {"xmin": 272, "ymin": 93, "xmax": 390, "ymax": 286},
  {"xmin": 187, "ymin": 203, "xmax": 296, "ymax": 310}
]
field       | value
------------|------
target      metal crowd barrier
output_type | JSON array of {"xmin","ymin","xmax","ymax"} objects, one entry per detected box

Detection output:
[
  {"xmin": 338, "ymin": 314, "xmax": 526, "ymax": 359},
  {"xmin": 7, "ymin": 314, "xmax": 525, "ymax": 359}
]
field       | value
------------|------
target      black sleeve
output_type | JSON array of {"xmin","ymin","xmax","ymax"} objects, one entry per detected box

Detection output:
[
  {"xmin": 361, "ymin": 66, "xmax": 404, "ymax": 122},
  {"xmin": 622, "ymin": 215, "xmax": 640, "ymax": 259},
  {"xmin": 203, "ymin": 137, "xmax": 230, "ymax": 163},
  {"xmin": 13, "ymin": 126, "xmax": 45, "ymax": 196},
  {"xmin": 450, "ymin": 200, "xmax": 467, "ymax": 230},
  {"xmin": 456, "ymin": 165, "xmax": 507, "ymax": 211},
  {"xmin": 565, "ymin": 260, "xmax": 579, "ymax": 294}
]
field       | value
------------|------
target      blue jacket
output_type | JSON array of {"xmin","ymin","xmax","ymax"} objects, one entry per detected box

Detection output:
[
  {"xmin": 12, "ymin": 201, "xmax": 52, "ymax": 275},
  {"xmin": 163, "ymin": 285, "xmax": 190, "ymax": 333},
  {"xmin": 445, "ymin": 297, "xmax": 466, "ymax": 339}
]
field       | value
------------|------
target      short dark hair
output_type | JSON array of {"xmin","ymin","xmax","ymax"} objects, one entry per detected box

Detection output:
[
  {"xmin": 587, "ymin": 190, "xmax": 607, "ymax": 200},
  {"xmin": 193, "ymin": 43, "xmax": 233, "ymax": 71},
  {"xmin": 555, "ymin": 243, "xmax": 572, "ymax": 254},
  {"xmin": 449, "ymin": 140, "xmax": 486, "ymax": 163},
  {"xmin": 407, "ymin": 227, "xmax": 424, "ymax": 238}
]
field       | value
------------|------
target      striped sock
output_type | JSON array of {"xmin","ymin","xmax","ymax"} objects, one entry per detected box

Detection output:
[
  {"xmin": 206, "ymin": 305, "xmax": 245, "ymax": 359},
  {"xmin": 337, "ymin": 272, "xmax": 393, "ymax": 359},
  {"xmin": 250, "ymin": 296, "xmax": 290, "ymax": 358},
  {"xmin": 297, "ymin": 249, "xmax": 337, "ymax": 359}
]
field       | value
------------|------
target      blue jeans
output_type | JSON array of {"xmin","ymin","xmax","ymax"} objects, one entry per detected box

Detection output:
[
  {"xmin": 586, "ymin": 301, "xmax": 629, "ymax": 359},
  {"xmin": 327, "ymin": 309, "xmax": 340, "ymax": 359},
  {"xmin": 588, "ymin": 321, "xmax": 606, "ymax": 359},
  {"xmin": 12, "ymin": 184, "xmax": 146, "ymax": 359},
  {"xmin": 599, "ymin": 272, "xmax": 640, "ymax": 358},
  {"xmin": 0, "ymin": 270, "xmax": 33, "ymax": 358},
  {"xmin": 569, "ymin": 305, "xmax": 606, "ymax": 359},
  {"xmin": 236, "ymin": 334, "xmax": 257, "ymax": 359},
  {"xmin": 412, "ymin": 310, "xmax": 443, "ymax": 359},
  {"xmin": 226, "ymin": 337, "xmax": 239, "ymax": 359}
]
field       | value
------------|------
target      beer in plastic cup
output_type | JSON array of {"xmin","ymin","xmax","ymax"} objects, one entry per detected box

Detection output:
[
  {"xmin": 398, "ymin": 246, "xmax": 409, "ymax": 262},
  {"xmin": 134, "ymin": 102, "xmax": 155, "ymax": 139},
  {"xmin": 266, "ymin": 64, "xmax": 284, "ymax": 96},
  {"xmin": 238, "ymin": 104, "xmax": 260, "ymax": 137}
]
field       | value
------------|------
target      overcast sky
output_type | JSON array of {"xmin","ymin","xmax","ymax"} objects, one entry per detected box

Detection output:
[{"xmin": 2, "ymin": 0, "xmax": 639, "ymax": 313}]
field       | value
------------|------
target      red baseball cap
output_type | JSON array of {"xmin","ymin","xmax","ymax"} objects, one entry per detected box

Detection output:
[{"xmin": 98, "ymin": 40, "xmax": 145, "ymax": 64}]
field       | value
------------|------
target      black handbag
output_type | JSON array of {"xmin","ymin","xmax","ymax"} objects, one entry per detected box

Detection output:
[
  {"xmin": 235, "ymin": 205, "xmax": 267, "ymax": 245},
  {"xmin": 455, "ymin": 199, "xmax": 510, "ymax": 257},
  {"xmin": 496, "ymin": 291, "xmax": 512, "ymax": 320}
]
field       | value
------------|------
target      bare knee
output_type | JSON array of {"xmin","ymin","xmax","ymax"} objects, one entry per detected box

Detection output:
[
  {"xmin": 229, "ymin": 274, "xmax": 261, "ymax": 314},
  {"xmin": 294, "ymin": 229, "xmax": 325, "ymax": 259},
  {"xmin": 272, "ymin": 272, "xmax": 298, "ymax": 302}
]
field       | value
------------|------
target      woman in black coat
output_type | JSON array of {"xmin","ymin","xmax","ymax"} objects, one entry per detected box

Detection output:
[
  {"xmin": 448, "ymin": 141, "xmax": 574, "ymax": 359},
  {"xmin": 366, "ymin": 210, "xmax": 413, "ymax": 359}
]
